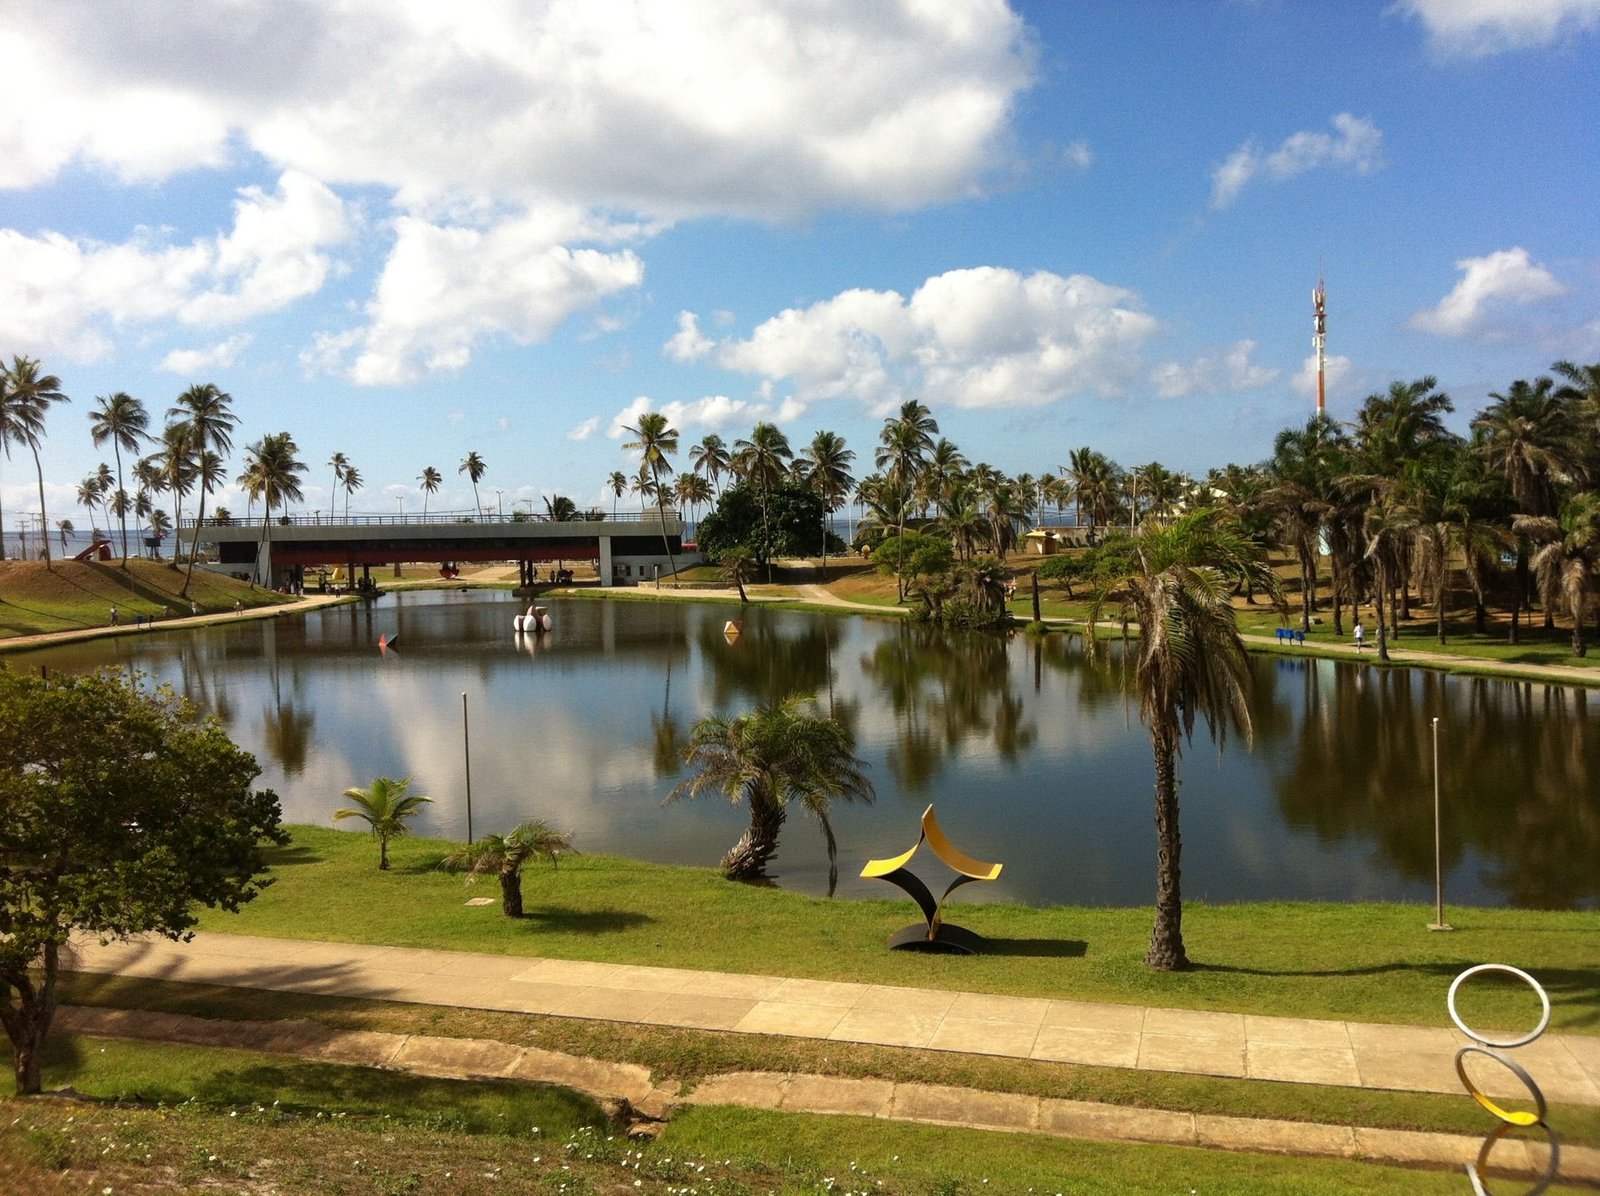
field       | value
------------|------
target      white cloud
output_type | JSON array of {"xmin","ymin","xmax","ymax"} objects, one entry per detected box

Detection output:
[
  {"xmin": 664, "ymin": 311, "xmax": 715, "ymax": 362},
  {"xmin": 566, "ymin": 416, "xmax": 601, "ymax": 442},
  {"xmin": 1393, "ymin": 0, "xmax": 1600, "ymax": 57},
  {"xmin": 1210, "ymin": 115, "xmax": 1383, "ymax": 209},
  {"xmin": 1407, "ymin": 248, "xmax": 1566, "ymax": 338},
  {"xmin": 310, "ymin": 208, "xmax": 645, "ymax": 385},
  {"xmin": 1292, "ymin": 353, "xmax": 1354, "ymax": 399},
  {"xmin": 607, "ymin": 394, "xmax": 772, "ymax": 441},
  {"xmin": 1, "ymin": 2, "xmax": 1032, "ymax": 220},
  {"xmin": 688, "ymin": 266, "xmax": 1158, "ymax": 413},
  {"xmin": 1150, "ymin": 340, "xmax": 1279, "ymax": 399},
  {"xmin": 158, "ymin": 334, "xmax": 254, "ymax": 375},
  {"xmin": 0, "ymin": 171, "xmax": 350, "ymax": 361}
]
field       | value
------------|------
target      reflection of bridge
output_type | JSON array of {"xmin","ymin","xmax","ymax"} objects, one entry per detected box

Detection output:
[{"xmin": 180, "ymin": 512, "xmax": 685, "ymax": 589}]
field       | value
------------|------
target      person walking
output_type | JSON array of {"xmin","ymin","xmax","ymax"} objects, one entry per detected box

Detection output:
[
  {"xmin": 1353, "ymin": 619, "xmax": 1365, "ymax": 652},
  {"xmin": 109, "ymin": 604, "xmax": 118, "ymax": 626}
]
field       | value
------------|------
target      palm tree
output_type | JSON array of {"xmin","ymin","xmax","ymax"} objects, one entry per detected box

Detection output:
[
  {"xmin": 622, "ymin": 411, "xmax": 680, "ymax": 580},
  {"xmin": 1067, "ymin": 447, "xmax": 1119, "ymax": 532},
  {"xmin": 607, "ymin": 470, "xmax": 628, "ymax": 518},
  {"xmin": 149, "ymin": 423, "xmax": 198, "ymax": 566},
  {"xmin": 169, "ymin": 383, "xmax": 237, "ymax": 593},
  {"xmin": 674, "ymin": 472, "xmax": 713, "ymax": 527},
  {"xmin": 239, "ymin": 432, "xmax": 307, "ymax": 586},
  {"xmin": 328, "ymin": 452, "xmax": 350, "ymax": 519},
  {"xmin": 1, "ymin": 357, "xmax": 70, "ymax": 566},
  {"xmin": 875, "ymin": 401, "xmax": 938, "ymax": 597},
  {"xmin": 146, "ymin": 508, "xmax": 172, "ymax": 557},
  {"xmin": 418, "ymin": 466, "xmax": 442, "ymax": 517},
  {"xmin": 1517, "ymin": 493, "xmax": 1600, "ymax": 657},
  {"xmin": 669, "ymin": 695, "xmax": 874, "ymax": 881},
  {"xmin": 88, "ymin": 391, "xmax": 150, "ymax": 565},
  {"xmin": 803, "ymin": 430, "xmax": 855, "ymax": 578},
  {"xmin": 1089, "ymin": 509, "xmax": 1280, "ymax": 970},
  {"xmin": 439, "ymin": 821, "xmax": 575, "ymax": 917},
  {"xmin": 76, "ymin": 475, "xmax": 106, "ymax": 537},
  {"xmin": 333, "ymin": 776, "xmax": 432, "ymax": 870},
  {"xmin": 459, "ymin": 451, "xmax": 487, "ymax": 517},
  {"xmin": 733, "ymin": 422, "xmax": 793, "ymax": 581},
  {"xmin": 1269, "ymin": 416, "xmax": 1346, "ymax": 632},
  {"xmin": 690, "ymin": 433, "xmax": 732, "ymax": 494},
  {"xmin": 56, "ymin": 518, "xmax": 73, "ymax": 553},
  {"xmin": 342, "ymin": 465, "xmax": 363, "ymax": 518}
]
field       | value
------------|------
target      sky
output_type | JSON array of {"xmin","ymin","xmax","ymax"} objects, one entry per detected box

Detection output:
[{"xmin": 2, "ymin": 0, "xmax": 1597, "ymax": 528}]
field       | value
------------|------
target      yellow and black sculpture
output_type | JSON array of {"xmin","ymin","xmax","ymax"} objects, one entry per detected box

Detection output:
[{"xmin": 861, "ymin": 804, "xmax": 1002, "ymax": 954}]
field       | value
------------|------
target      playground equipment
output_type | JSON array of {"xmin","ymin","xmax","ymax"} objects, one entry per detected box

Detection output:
[{"xmin": 861, "ymin": 804, "xmax": 1003, "ymax": 954}]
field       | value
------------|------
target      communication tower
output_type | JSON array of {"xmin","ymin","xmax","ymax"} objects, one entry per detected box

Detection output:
[{"xmin": 1312, "ymin": 278, "xmax": 1327, "ymax": 415}]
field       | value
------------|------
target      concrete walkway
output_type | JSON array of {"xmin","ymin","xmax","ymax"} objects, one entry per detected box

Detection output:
[{"xmin": 63, "ymin": 931, "xmax": 1600, "ymax": 1109}]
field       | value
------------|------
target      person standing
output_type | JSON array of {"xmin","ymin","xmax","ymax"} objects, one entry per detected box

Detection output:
[
  {"xmin": 1354, "ymin": 619, "xmax": 1365, "ymax": 652},
  {"xmin": 109, "ymin": 604, "xmax": 118, "ymax": 626}
]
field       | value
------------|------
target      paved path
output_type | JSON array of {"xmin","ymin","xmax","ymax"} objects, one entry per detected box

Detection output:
[{"xmin": 63, "ymin": 932, "xmax": 1600, "ymax": 1108}]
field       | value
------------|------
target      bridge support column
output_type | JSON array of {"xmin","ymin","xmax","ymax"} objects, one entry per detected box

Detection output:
[{"xmin": 599, "ymin": 535, "xmax": 614, "ymax": 588}]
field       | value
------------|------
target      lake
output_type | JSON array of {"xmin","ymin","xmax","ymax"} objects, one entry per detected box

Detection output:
[{"xmin": 17, "ymin": 590, "xmax": 1600, "ymax": 910}]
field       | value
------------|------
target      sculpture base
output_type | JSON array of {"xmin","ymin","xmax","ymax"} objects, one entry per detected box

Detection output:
[{"xmin": 887, "ymin": 923, "xmax": 986, "ymax": 955}]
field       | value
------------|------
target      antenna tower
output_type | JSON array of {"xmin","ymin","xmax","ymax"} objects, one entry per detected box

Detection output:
[{"xmin": 1312, "ymin": 277, "xmax": 1327, "ymax": 416}]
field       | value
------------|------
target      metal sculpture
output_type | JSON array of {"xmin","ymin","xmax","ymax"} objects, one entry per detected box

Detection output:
[
  {"xmin": 1448, "ymin": 963, "xmax": 1560, "ymax": 1194},
  {"xmin": 860, "ymin": 804, "xmax": 1002, "ymax": 954}
]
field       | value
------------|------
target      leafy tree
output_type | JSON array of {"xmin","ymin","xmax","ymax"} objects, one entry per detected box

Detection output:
[
  {"xmin": 669, "ymin": 695, "xmax": 874, "ymax": 881},
  {"xmin": 333, "ymin": 776, "xmax": 431, "ymax": 870},
  {"xmin": 342, "ymin": 464, "xmax": 363, "ymax": 518},
  {"xmin": 1, "ymin": 357, "xmax": 70, "ymax": 566},
  {"xmin": 88, "ymin": 391, "xmax": 150, "ymax": 565},
  {"xmin": 439, "ymin": 821, "xmax": 575, "ymax": 917},
  {"xmin": 1089, "ymin": 509, "xmax": 1281, "ymax": 970},
  {"xmin": 876, "ymin": 401, "xmax": 938, "ymax": 597},
  {"xmin": 0, "ymin": 667, "xmax": 285, "ymax": 1093},
  {"xmin": 328, "ymin": 452, "xmax": 350, "ymax": 517},
  {"xmin": 696, "ymin": 481, "xmax": 842, "ymax": 569},
  {"xmin": 732, "ymin": 422, "xmax": 793, "ymax": 581},
  {"xmin": 607, "ymin": 469, "xmax": 628, "ymax": 518}
]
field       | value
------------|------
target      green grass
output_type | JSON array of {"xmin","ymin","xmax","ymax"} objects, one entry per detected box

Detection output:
[
  {"xmin": 54, "ymin": 971, "xmax": 1600, "ymax": 1147},
  {"xmin": 10, "ymin": 1037, "xmax": 1589, "ymax": 1194},
  {"xmin": 197, "ymin": 826, "xmax": 1600, "ymax": 1036},
  {"xmin": 0, "ymin": 558, "xmax": 288, "ymax": 640}
]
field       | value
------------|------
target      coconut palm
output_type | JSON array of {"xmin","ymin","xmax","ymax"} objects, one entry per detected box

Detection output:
[
  {"xmin": 341, "ymin": 465, "xmax": 363, "ymax": 518},
  {"xmin": 690, "ymin": 433, "xmax": 732, "ymax": 494},
  {"xmin": 459, "ymin": 451, "xmax": 487, "ymax": 517},
  {"xmin": 88, "ymin": 391, "xmax": 150, "ymax": 565},
  {"xmin": 802, "ymin": 430, "xmax": 855, "ymax": 578},
  {"xmin": 1269, "ymin": 416, "xmax": 1346, "ymax": 632},
  {"xmin": 622, "ymin": 411, "xmax": 680, "ymax": 579},
  {"xmin": 328, "ymin": 452, "xmax": 350, "ymax": 518},
  {"xmin": 669, "ymin": 695, "xmax": 874, "ymax": 881},
  {"xmin": 875, "ymin": 401, "xmax": 938, "ymax": 597},
  {"xmin": 674, "ymin": 472, "xmax": 713, "ymax": 526},
  {"xmin": 1, "ymin": 357, "xmax": 70, "ymax": 566},
  {"xmin": 146, "ymin": 509, "xmax": 172, "ymax": 558},
  {"xmin": 607, "ymin": 470, "xmax": 628, "ymax": 519},
  {"xmin": 168, "ymin": 382, "xmax": 237, "ymax": 591},
  {"xmin": 1517, "ymin": 493, "xmax": 1600, "ymax": 657},
  {"xmin": 418, "ymin": 466, "xmax": 441, "ymax": 516},
  {"xmin": 733, "ymin": 422, "xmax": 793, "ymax": 581},
  {"xmin": 439, "ymin": 820, "xmax": 576, "ymax": 917},
  {"xmin": 333, "ymin": 776, "xmax": 432, "ymax": 870},
  {"xmin": 1067, "ymin": 447, "xmax": 1120, "ymax": 531},
  {"xmin": 56, "ymin": 518, "xmax": 73, "ymax": 553},
  {"xmin": 239, "ymin": 432, "xmax": 307, "ymax": 585},
  {"xmin": 1089, "ymin": 508, "xmax": 1281, "ymax": 970}
]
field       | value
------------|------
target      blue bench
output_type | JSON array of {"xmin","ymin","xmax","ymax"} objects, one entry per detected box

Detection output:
[{"xmin": 1275, "ymin": 627, "xmax": 1306, "ymax": 645}]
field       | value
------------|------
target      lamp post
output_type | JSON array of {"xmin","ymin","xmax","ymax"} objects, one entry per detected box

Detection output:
[
  {"xmin": 1428, "ymin": 716, "xmax": 1452, "ymax": 931},
  {"xmin": 495, "ymin": 489, "xmax": 504, "ymax": 521},
  {"xmin": 461, "ymin": 691, "xmax": 474, "ymax": 845}
]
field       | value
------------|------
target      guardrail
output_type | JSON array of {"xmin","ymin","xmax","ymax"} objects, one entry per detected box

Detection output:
[{"xmin": 180, "ymin": 508, "xmax": 679, "ymax": 529}]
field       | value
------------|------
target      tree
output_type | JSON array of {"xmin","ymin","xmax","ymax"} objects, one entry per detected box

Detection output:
[
  {"xmin": 1088, "ymin": 509, "xmax": 1280, "ymax": 970},
  {"xmin": 239, "ymin": 432, "xmax": 307, "ymax": 585},
  {"xmin": 690, "ymin": 433, "xmax": 732, "ymax": 494},
  {"xmin": 732, "ymin": 422, "xmax": 793, "ymax": 581},
  {"xmin": 459, "ymin": 451, "xmax": 487, "ymax": 517},
  {"xmin": 675, "ymin": 472, "xmax": 713, "ymax": 525},
  {"xmin": 669, "ymin": 696, "xmax": 874, "ymax": 881},
  {"xmin": 1517, "ymin": 493, "xmax": 1600, "ymax": 657},
  {"xmin": 696, "ymin": 480, "xmax": 841, "ymax": 569},
  {"xmin": 1, "ymin": 357, "xmax": 70, "ymax": 567},
  {"xmin": 170, "ymin": 383, "xmax": 237, "ymax": 594},
  {"xmin": 329, "ymin": 452, "xmax": 350, "ymax": 518},
  {"xmin": 622, "ymin": 411, "xmax": 680, "ymax": 580},
  {"xmin": 88, "ymin": 391, "xmax": 150, "ymax": 565},
  {"xmin": 0, "ymin": 667, "xmax": 284, "ymax": 1094},
  {"xmin": 607, "ymin": 470, "xmax": 628, "ymax": 519},
  {"xmin": 333, "ymin": 776, "xmax": 431, "ymax": 870},
  {"xmin": 419, "ymin": 466, "xmax": 442, "ymax": 516},
  {"xmin": 876, "ymin": 401, "xmax": 938, "ymax": 598},
  {"xmin": 342, "ymin": 464, "xmax": 363, "ymax": 518},
  {"xmin": 439, "ymin": 821, "xmax": 575, "ymax": 917},
  {"xmin": 802, "ymin": 430, "xmax": 856, "ymax": 578}
]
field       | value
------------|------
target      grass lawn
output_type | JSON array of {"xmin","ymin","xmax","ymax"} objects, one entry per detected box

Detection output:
[
  {"xmin": 7, "ymin": 1037, "xmax": 1583, "ymax": 1194},
  {"xmin": 0, "ymin": 559, "xmax": 288, "ymax": 639},
  {"xmin": 194, "ymin": 827, "xmax": 1600, "ymax": 1037}
]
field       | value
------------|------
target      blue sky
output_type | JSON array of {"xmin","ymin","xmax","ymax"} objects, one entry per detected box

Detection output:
[{"xmin": 2, "ymin": 0, "xmax": 1596, "ymax": 526}]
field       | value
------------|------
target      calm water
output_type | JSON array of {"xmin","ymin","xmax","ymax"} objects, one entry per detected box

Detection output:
[{"xmin": 17, "ymin": 591, "xmax": 1600, "ymax": 910}]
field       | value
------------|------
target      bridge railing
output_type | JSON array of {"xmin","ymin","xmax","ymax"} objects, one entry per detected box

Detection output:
[{"xmin": 180, "ymin": 508, "xmax": 679, "ymax": 530}]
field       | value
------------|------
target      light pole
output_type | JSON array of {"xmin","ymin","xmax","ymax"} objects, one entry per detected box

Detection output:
[
  {"xmin": 1428, "ymin": 716, "xmax": 1452, "ymax": 931},
  {"xmin": 495, "ymin": 489, "xmax": 504, "ymax": 521}
]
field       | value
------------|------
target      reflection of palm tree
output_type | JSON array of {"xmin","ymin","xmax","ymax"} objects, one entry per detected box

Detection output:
[
  {"xmin": 440, "ymin": 821, "xmax": 575, "ymax": 917},
  {"xmin": 261, "ymin": 700, "xmax": 317, "ymax": 777},
  {"xmin": 334, "ymin": 776, "xmax": 431, "ymax": 870},
  {"xmin": 670, "ymin": 696, "xmax": 874, "ymax": 881},
  {"xmin": 1089, "ymin": 508, "xmax": 1280, "ymax": 970}
]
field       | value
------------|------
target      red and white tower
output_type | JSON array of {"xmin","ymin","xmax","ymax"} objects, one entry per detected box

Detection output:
[{"xmin": 1312, "ymin": 277, "xmax": 1327, "ymax": 416}]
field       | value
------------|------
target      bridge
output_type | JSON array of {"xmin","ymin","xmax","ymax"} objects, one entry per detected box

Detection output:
[{"xmin": 179, "ymin": 511, "xmax": 688, "ymax": 590}]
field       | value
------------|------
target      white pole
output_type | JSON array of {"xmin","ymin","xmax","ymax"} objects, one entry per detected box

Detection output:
[
  {"xmin": 462, "ymin": 691, "xmax": 474, "ymax": 844},
  {"xmin": 1428, "ymin": 716, "xmax": 1452, "ymax": 931}
]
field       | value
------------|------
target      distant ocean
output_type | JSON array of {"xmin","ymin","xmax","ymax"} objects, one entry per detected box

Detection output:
[{"xmin": 1, "ymin": 524, "xmax": 171, "ymax": 561}]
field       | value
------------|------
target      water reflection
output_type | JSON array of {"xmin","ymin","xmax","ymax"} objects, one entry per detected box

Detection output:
[{"xmin": 13, "ymin": 590, "xmax": 1599, "ymax": 910}]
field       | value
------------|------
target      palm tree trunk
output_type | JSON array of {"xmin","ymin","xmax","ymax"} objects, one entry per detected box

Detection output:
[
  {"xmin": 378, "ymin": 834, "xmax": 390, "ymax": 870},
  {"xmin": 1374, "ymin": 563, "xmax": 1392, "ymax": 663},
  {"xmin": 499, "ymin": 869, "xmax": 524, "ymax": 917},
  {"xmin": 182, "ymin": 483, "xmax": 207, "ymax": 596},
  {"xmin": 1434, "ymin": 536, "xmax": 1448, "ymax": 645},
  {"xmin": 720, "ymin": 794, "xmax": 786, "ymax": 880},
  {"xmin": 30, "ymin": 446, "xmax": 51, "ymax": 567},
  {"xmin": 1299, "ymin": 541, "xmax": 1316, "ymax": 633},
  {"xmin": 654, "ymin": 468, "xmax": 678, "ymax": 582},
  {"xmin": 1145, "ymin": 725, "xmax": 1188, "ymax": 971}
]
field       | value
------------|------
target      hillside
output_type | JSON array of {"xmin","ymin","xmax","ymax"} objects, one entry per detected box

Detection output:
[{"xmin": 0, "ymin": 559, "xmax": 290, "ymax": 639}]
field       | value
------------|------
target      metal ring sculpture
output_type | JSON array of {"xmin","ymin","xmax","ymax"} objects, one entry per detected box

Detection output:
[{"xmin": 1447, "ymin": 964, "xmax": 1561, "ymax": 1195}]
